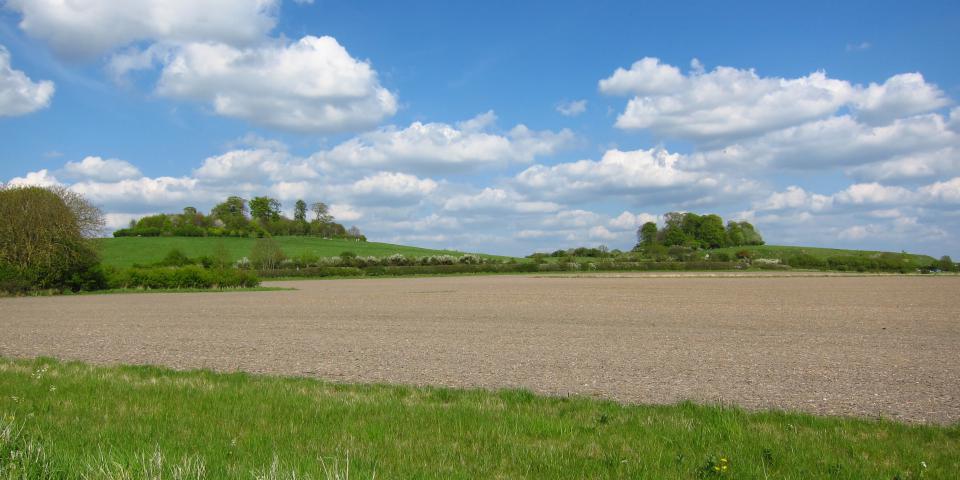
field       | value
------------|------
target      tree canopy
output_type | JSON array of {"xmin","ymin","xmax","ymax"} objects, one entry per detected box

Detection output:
[
  {"xmin": 113, "ymin": 196, "xmax": 365, "ymax": 241},
  {"xmin": 636, "ymin": 212, "xmax": 764, "ymax": 250}
]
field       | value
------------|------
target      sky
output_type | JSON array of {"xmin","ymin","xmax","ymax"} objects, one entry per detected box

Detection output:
[{"xmin": 1, "ymin": 0, "xmax": 959, "ymax": 257}]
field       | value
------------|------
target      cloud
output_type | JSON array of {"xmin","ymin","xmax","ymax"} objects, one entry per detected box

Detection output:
[
  {"xmin": 600, "ymin": 57, "xmax": 949, "ymax": 144},
  {"xmin": 193, "ymin": 148, "xmax": 317, "ymax": 183},
  {"xmin": 846, "ymin": 41, "xmax": 871, "ymax": 52},
  {"xmin": 0, "ymin": 46, "xmax": 54, "ymax": 117},
  {"xmin": 155, "ymin": 36, "xmax": 397, "ymax": 132},
  {"xmin": 845, "ymin": 147, "xmax": 960, "ymax": 183},
  {"xmin": 61, "ymin": 156, "xmax": 142, "ymax": 182},
  {"xmin": 347, "ymin": 172, "xmax": 437, "ymax": 205},
  {"xmin": 556, "ymin": 99, "xmax": 587, "ymax": 116},
  {"xmin": 598, "ymin": 57, "xmax": 685, "ymax": 96},
  {"xmin": 329, "ymin": 204, "xmax": 362, "ymax": 222},
  {"xmin": 7, "ymin": 169, "xmax": 61, "ymax": 187},
  {"xmin": 608, "ymin": 211, "xmax": 658, "ymax": 230},
  {"xmin": 442, "ymin": 188, "xmax": 561, "ymax": 214},
  {"xmin": 691, "ymin": 112, "xmax": 959, "ymax": 175},
  {"xmin": 514, "ymin": 147, "xmax": 718, "ymax": 202},
  {"xmin": 320, "ymin": 112, "xmax": 574, "ymax": 173},
  {"xmin": 5, "ymin": 0, "xmax": 279, "ymax": 59},
  {"xmin": 918, "ymin": 177, "xmax": 960, "ymax": 204},
  {"xmin": 853, "ymin": 73, "xmax": 951, "ymax": 125},
  {"xmin": 68, "ymin": 176, "xmax": 203, "ymax": 211}
]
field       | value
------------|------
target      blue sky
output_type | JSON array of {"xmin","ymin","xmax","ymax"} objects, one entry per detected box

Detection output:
[{"xmin": 2, "ymin": 0, "xmax": 959, "ymax": 257}]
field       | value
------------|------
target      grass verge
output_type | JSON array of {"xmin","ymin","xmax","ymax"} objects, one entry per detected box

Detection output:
[{"xmin": 1, "ymin": 357, "xmax": 958, "ymax": 479}]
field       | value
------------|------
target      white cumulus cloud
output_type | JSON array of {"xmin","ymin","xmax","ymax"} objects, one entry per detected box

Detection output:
[
  {"xmin": 600, "ymin": 57, "xmax": 949, "ymax": 144},
  {"xmin": 156, "ymin": 36, "xmax": 397, "ymax": 132},
  {"xmin": 62, "ymin": 156, "xmax": 142, "ymax": 182},
  {"xmin": 0, "ymin": 46, "xmax": 54, "ymax": 117},
  {"xmin": 5, "ymin": 0, "xmax": 279, "ymax": 59},
  {"xmin": 320, "ymin": 112, "xmax": 574, "ymax": 173},
  {"xmin": 556, "ymin": 99, "xmax": 587, "ymax": 116}
]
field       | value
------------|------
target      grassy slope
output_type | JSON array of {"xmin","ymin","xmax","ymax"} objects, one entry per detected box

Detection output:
[
  {"xmin": 95, "ymin": 236, "xmax": 503, "ymax": 268},
  {"xmin": 706, "ymin": 244, "xmax": 937, "ymax": 267},
  {"xmin": 1, "ymin": 357, "xmax": 958, "ymax": 479}
]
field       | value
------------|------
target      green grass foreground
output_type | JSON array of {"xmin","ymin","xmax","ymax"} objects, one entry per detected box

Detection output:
[
  {"xmin": 95, "ymin": 236, "xmax": 504, "ymax": 269},
  {"xmin": 1, "ymin": 358, "xmax": 958, "ymax": 479}
]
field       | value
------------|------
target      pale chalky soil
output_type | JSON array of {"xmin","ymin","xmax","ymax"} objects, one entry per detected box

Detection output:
[{"xmin": 2, "ymin": 274, "xmax": 958, "ymax": 423}]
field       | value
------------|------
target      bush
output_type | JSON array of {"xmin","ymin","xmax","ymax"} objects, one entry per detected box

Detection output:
[
  {"xmin": 107, "ymin": 266, "xmax": 260, "ymax": 290},
  {"xmin": 156, "ymin": 249, "xmax": 194, "ymax": 267},
  {"xmin": 0, "ymin": 186, "xmax": 105, "ymax": 293},
  {"xmin": 250, "ymin": 238, "xmax": 286, "ymax": 269},
  {"xmin": 710, "ymin": 252, "xmax": 732, "ymax": 262}
]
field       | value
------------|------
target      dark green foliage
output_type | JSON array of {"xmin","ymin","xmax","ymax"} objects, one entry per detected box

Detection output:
[
  {"xmin": 249, "ymin": 196, "xmax": 282, "ymax": 222},
  {"xmin": 635, "ymin": 212, "xmax": 764, "ymax": 250},
  {"xmin": 530, "ymin": 247, "xmax": 612, "ymax": 258},
  {"xmin": 156, "ymin": 248, "xmax": 194, "ymax": 267},
  {"xmin": 698, "ymin": 214, "xmax": 726, "ymax": 248},
  {"xmin": 293, "ymin": 199, "xmax": 307, "ymax": 222},
  {"xmin": 639, "ymin": 221, "xmax": 658, "ymax": 246},
  {"xmin": 938, "ymin": 255, "xmax": 955, "ymax": 272},
  {"xmin": 0, "ymin": 186, "xmax": 105, "ymax": 293},
  {"xmin": 107, "ymin": 266, "xmax": 260, "ymax": 289},
  {"xmin": 114, "ymin": 196, "xmax": 363, "ymax": 241}
]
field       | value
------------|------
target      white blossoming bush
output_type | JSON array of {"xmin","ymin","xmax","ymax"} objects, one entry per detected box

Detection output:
[
  {"xmin": 235, "ymin": 257, "xmax": 251, "ymax": 269},
  {"xmin": 458, "ymin": 254, "xmax": 482, "ymax": 265},
  {"xmin": 385, "ymin": 254, "xmax": 412, "ymax": 266}
]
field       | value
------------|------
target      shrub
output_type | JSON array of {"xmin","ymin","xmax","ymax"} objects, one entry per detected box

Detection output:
[
  {"xmin": 0, "ymin": 186, "xmax": 105, "ymax": 293},
  {"xmin": 250, "ymin": 238, "xmax": 286, "ymax": 269},
  {"xmin": 106, "ymin": 266, "xmax": 260, "ymax": 289},
  {"xmin": 156, "ymin": 249, "xmax": 194, "ymax": 267}
]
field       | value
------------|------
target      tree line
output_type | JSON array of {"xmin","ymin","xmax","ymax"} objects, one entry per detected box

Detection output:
[
  {"xmin": 113, "ymin": 196, "xmax": 365, "ymax": 240},
  {"xmin": 636, "ymin": 212, "xmax": 764, "ymax": 250}
]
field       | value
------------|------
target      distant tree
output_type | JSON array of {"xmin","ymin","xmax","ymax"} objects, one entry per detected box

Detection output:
[
  {"xmin": 698, "ymin": 214, "xmax": 726, "ymax": 248},
  {"xmin": 738, "ymin": 221, "xmax": 764, "ymax": 245},
  {"xmin": 211, "ymin": 196, "xmax": 248, "ymax": 230},
  {"xmin": 938, "ymin": 255, "xmax": 955, "ymax": 272},
  {"xmin": 294, "ymin": 199, "xmax": 307, "ymax": 222},
  {"xmin": 310, "ymin": 202, "xmax": 332, "ymax": 223},
  {"xmin": 660, "ymin": 212, "xmax": 689, "ymax": 246},
  {"xmin": 249, "ymin": 196, "xmax": 282, "ymax": 223},
  {"xmin": 680, "ymin": 213, "xmax": 702, "ymax": 239},
  {"xmin": 183, "ymin": 206, "xmax": 198, "ymax": 216},
  {"xmin": 726, "ymin": 221, "xmax": 745, "ymax": 247},
  {"xmin": 347, "ymin": 226, "xmax": 362, "ymax": 239},
  {"xmin": 249, "ymin": 237, "xmax": 286, "ymax": 270},
  {"xmin": 638, "ymin": 222, "xmax": 658, "ymax": 246},
  {"xmin": 211, "ymin": 240, "xmax": 232, "ymax": 270}
]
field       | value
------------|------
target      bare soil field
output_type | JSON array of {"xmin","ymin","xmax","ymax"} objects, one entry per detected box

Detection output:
[{"xmin": 2, "ymin": 274, "xmax": 958, "ymax": 423}]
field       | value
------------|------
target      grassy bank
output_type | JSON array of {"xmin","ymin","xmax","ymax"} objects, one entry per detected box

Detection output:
[
  {"xmin": 94, "ymin": 237, "xmax": 503, "ymax": 269},
  {"xmin": 1, "ymin": 357, "xmax": 957, "ymax": 479}
]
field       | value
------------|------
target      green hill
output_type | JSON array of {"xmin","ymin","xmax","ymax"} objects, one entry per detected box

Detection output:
[
  {"xmin": 95, "ymin": 236, "xmax": 504, "ymax": 269},
  {"xmin": 705, "ymin": 244, "xmax": 936, "ymax": 268}
]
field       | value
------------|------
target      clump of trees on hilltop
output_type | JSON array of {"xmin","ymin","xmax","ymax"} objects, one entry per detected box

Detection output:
[
  {"xmin": 636, "ymin": 212, "xmax": 763, "ymax": 250},
  {"xmin": 113, "ymin": 196, "xmax": 365, "ymax": 240}
]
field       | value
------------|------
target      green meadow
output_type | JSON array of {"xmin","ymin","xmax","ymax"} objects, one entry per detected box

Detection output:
[
  {"xmin": 94, "ymin": 236, "xmax": 503, "ymax": 269},
  {"xmin": 1, "ymin": 357, "xmax": 957, "ymax": 479}
]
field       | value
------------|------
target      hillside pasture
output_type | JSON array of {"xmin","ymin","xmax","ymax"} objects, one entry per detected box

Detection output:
[{"xmin": 94, "ymin": 236, "xmax": 502, "ymax": 268}]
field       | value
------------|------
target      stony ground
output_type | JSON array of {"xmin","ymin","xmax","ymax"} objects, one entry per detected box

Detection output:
[{"xmin": 2, "ymin": 273, "xmax": 958, "ymax": 424}]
